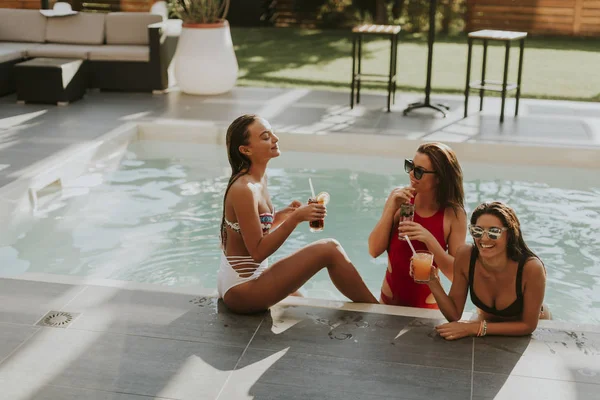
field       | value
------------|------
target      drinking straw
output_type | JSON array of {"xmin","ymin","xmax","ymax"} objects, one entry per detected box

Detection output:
[
  {"xmin": 309, "ymin": 178, "xmax": 316, "ymax": 199},
  {"xmin": 404, "ymin": 235, "xmax": 417, "ymax": 257}
]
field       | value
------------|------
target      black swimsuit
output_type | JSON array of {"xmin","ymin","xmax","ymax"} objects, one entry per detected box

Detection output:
[{"xmin": 469, "ymin": 245, "xmax": 525, "ymax": 318}]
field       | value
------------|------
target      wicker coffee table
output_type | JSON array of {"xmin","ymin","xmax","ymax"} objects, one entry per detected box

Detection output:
[{"xmin": 14, "ymin": 58, "xmax": 87, "ymax": 105}]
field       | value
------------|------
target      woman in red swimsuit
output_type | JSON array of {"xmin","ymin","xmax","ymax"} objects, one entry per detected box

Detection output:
[{"xmin": 368, "ymin": 142, "xmax": 467, "ymax": 308}]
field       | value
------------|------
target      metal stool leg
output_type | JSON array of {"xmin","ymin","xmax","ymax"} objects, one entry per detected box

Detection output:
[
  {"xmin": 464, "ymin": 38, "xmax": 473, "ymax": 118},
  {"xmin": 392, "ymin": 35, "xmax": 398, "ymax": 105},
  {"xmin": 350, "ymin": 34, "xmax": 357, "ymax": 109},
  {"xmin": 500, "ymin": 41, "xmax": 510, "ymax": 123},
  {"xmin": 387, "ymin": 35, "xmax": 394, "ymax": 112},
  {"xmin": 515, "ymin": 38, "xmax": 525, "ymax": 116},
  {"xmin": 480, "ymin": 39, "xmax": 488, "ymax": 111},
  {"xmin": 356, "ymin": 34, "xmax": 363, "ymax": 104}
]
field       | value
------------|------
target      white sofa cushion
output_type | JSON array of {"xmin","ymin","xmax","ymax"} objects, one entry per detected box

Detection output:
[
  {"xmin": 46, "ymin": 12, "xmax": 106, "ymax": 45},
  {"xmin": 26, "ymin": 44, "xmax": 92, "ymax": 60},
  {"xmin": 0, "ymin": 48, "xmax": 23, "ymax": 64},
  {"xmin": 88, "ymin": 45, "xmax": 150, "ymax": 62},
  {"xmin": 0, "ymin": 9, "xmax": 47, "ymax": 43},
  {"xmin": 105, "ymin": 12, "xmax": 162, "ymax": 45},
  {"xmin": 0, "ymin": 42, "xmax": 40, "ymax": 63},
  {"xmin": 0, "ymin": 42, "xmax": 41, "ymax": 53}
]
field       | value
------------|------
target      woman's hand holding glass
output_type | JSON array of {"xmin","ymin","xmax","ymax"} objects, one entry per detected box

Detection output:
[
  {"xmin": 409, "ymin": 258, "xmax": 439, "ymax": 284},
  {"xmin": 399, "ymin": 221, "xmax": 435, "ymax": 245},
  {"xmin": 385, "ymin": 186, "xmax": 415, "ymax": 212},
  {"xmin": 292, "ymin": 202, "xmax": 327, "ymax": 224}
]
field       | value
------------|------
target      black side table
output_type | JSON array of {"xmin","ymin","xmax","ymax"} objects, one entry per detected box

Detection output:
[
  {"xmin": 350, "ymin": 24, "xmax": 401, "ymax": 112},
  {"xmin": 464, "ymin": 30, "xmax": 527, "ymax": 123},
  {"xmin": 15, "ymin": 58, "xmax": 87, "ymax": 105}
]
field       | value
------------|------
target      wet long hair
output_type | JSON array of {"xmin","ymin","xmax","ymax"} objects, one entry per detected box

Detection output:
[
  {"xmin": 471, "ymin": 202, "xmax": 539, "ymax": 263},
  {"xmin": 219, "ymin": 114, "xmax": 258, "ymax": 249},
  {"xmin": 416, "ymin": 142, "xmax": 464, "ymax": 215}
]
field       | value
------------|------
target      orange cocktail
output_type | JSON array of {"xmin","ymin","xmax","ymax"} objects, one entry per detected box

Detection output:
[{"xmin": 412, "ymin": 250, "xmax": 434, "ymax": 282}]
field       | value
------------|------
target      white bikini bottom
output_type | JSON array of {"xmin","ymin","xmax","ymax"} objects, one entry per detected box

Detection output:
[{"xmin": 217, "ymin": 253, "xmax": 269, "ymax": 298}]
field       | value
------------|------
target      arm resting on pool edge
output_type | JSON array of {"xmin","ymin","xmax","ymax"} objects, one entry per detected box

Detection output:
[
  {"xmin": 427, "ymin": 244, "xmax": 471, "ymax": 322},
  {"xmin": 435, "ymin": 257, "xmax": 547, "ymax": 338}
]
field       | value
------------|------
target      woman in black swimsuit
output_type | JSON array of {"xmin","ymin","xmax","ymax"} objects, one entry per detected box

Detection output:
[{"xmin": 419, "ymin": 202, "xmax": 551, "ymax": 340}]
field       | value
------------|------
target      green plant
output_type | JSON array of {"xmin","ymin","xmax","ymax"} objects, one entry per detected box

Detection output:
[
  {"xmin": 317, "ymin": 0, "xmax": 360, "ymax": 28},
  {"xmin": 168, "ymin": 0, "xmax": 230, "ymax": 24}
]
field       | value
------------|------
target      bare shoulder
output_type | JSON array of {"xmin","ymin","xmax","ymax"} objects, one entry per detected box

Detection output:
[
  {"xmin": 228, "ymin": 176, "xmax": 257, "ymax": 202},
  {"xmin": 445, "ymin": 206, "xmax": 467, "ymax": 225},
  {"xmin": 523, "ymin": 257, "xmax": 546, "ymax": 280},
  {"xmin": 454, "ymin": 244, "xmax": 473, "ymax": 276},
  {"xmin": 455, "ymin": 243, "xmax": 472, "ymax": 261}
]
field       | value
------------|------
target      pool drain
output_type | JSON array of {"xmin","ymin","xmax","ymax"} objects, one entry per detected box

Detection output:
[{"xmin": 37, "ymin": 311, "xmax": 78, "ymax": 328}]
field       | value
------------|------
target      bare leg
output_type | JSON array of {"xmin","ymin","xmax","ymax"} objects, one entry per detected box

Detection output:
[{"xmin": 223, "ymin": 239, "xmax": 378, "ymax": 313}]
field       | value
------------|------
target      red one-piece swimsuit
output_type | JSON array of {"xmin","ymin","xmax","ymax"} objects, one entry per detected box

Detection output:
[{"xmin": 381, "ymin": 205, "xmax": 447, "ymax": 308}]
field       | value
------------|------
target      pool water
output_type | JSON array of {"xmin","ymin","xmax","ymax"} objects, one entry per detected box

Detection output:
[{"xmin": 1, "ymin": 141, "xmax": 599, "ymax": 324}]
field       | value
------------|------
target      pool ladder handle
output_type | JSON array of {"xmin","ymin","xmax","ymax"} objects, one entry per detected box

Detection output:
[{"xmin": 28, "ymin": 178, "xmax": 63, "ymax": 211}]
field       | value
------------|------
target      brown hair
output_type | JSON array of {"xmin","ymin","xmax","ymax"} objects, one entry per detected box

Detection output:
[
  {"xmin": 219, "ymin": 114, "xmax": 258, "ymax": 248},
  {"xmin": 417, "ymin": 142, "xmax": 465, "ymax": 215},
  {"xmin": 471, "ymin": 202, "xmax": 539, "ymax": 262}
]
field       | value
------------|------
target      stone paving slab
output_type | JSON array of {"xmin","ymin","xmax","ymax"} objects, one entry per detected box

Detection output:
[{"xmin": 0, "ymin": 278, "xmax": 598, "ymax": 400}]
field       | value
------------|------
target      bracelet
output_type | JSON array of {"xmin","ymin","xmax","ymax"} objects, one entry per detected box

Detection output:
[{"xmin": 477, "ymin": 320, "xmax": 488, "ymax": 337}]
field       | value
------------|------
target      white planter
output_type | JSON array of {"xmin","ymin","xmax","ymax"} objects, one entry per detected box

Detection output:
[{"xmin": 173, "ymin": 21, "xmax": 238, "ymax": 95}]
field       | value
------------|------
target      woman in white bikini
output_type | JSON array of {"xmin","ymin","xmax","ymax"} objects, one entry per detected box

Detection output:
[{"xmin": 217, "ymin": 114, "xmax": 378, "ymax": 313}]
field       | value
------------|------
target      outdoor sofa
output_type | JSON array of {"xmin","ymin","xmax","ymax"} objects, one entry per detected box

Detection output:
[{"xmin": 0, "ymin": 9, "xmax": 178, "ymax": 97}]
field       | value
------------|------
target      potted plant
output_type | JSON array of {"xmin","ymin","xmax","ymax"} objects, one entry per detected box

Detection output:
[{"xmin": 169, "ymin": 0, "xmax": 238, "ymax": 95}]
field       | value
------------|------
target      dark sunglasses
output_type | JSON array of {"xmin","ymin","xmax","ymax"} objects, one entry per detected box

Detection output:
[
  {"xmin": 404, "ymin": 159, "xmax": 435, "ymax": 180},
  {"xmin": 469, "ymin": 225, "xmax": 508, "ymax": 240}
]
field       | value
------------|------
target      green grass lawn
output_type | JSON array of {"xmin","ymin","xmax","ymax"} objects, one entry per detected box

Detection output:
[{"xmin": 231, "ymin": 27, "xmax": 600, "ymax": 102}]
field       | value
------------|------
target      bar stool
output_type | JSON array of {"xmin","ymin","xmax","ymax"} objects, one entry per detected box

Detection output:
[
  {"xmin": 464, "ymin": 30, "xmax": 527, "ymax": 123},
  {"xmin": 350, "ymin": 24, "xmax": 401, "ymax": 112}
]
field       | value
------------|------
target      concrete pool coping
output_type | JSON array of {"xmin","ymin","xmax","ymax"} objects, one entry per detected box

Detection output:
[{"xmin": 1, "ymin": 118, "xmax": 599, "ymax": 205}]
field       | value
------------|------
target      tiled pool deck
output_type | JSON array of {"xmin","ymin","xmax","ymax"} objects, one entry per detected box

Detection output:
[
  {"xmin": 1, "ymin": 87, "xmax": 599, "ymax": 399},
  {"xmin": 0, "ymin": 277, "xmax": 599, "ymax": 400}
]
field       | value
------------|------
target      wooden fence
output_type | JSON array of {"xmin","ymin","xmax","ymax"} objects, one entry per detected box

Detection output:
[
  {"xmin": 467, "ymin": 0, "xmax": 600, "ymax": 36},
  {"xmin": 3, "ymin": 0, "xmax": 599, "ymax": 36},
  {"xmin": 0, "ymin": 0, "xmax": 43, "ymax": 9}
]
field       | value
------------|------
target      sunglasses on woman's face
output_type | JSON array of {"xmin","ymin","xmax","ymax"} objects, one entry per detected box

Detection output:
[
  {"xmin": 404, "ymin": 159, "xmax": 435, "ymax": 180},
  {"xmin": 469, "ymin": 225, "xmax": 508, "ymax": 240}
]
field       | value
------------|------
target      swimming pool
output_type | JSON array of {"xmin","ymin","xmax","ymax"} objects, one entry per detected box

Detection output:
[{"xmin": 1, "ymin": 139, "xmax": 599, "ymax": 324}]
